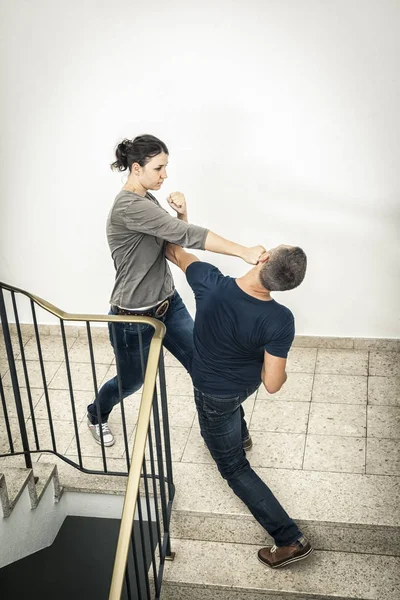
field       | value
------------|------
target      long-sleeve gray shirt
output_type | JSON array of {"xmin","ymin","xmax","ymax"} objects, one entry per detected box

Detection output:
[{"xmin": 107, "ymin": 190, "xmax": 209, "ymax": 309}]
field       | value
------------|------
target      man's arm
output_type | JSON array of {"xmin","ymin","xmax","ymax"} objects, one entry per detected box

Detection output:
[
  {"xmin": 261, "ymin": 351, "xmax": 288, "ymax": 394},
  {"xmin": 165, "ymin": 243, "xmax": 200, "ymax": 273}
]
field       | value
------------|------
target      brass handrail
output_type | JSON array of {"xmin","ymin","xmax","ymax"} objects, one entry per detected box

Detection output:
[
  {"xmin": 0, "ymin": 280, "xmax": 165, "ymax": 337},
  {"xmin": 109, "ymin": 333, "xmax": 163, "ymax": 599}
]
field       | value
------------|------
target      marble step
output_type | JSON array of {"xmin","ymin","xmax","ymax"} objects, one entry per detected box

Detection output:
[
  {"xmin": 170, "ymin": 463, "xmax": 400, "ymax": 556},
  {"xmin": 161, "ymin": 538, "xmax": 400, "ymax": 600},
  {"xmin": 0, "ymin": 463, "xmax": 60, "ymax": 517}
]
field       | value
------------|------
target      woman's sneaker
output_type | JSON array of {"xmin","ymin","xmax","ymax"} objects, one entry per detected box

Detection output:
[
  {"xmin": 87, "ymin": 418, "xmax": 115, "ymax": 447},
  {"xmin": 258, "ymin": 536, "xmax": 313, "ymax": 568}
]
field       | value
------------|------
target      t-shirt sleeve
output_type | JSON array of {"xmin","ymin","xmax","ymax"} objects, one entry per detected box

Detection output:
[
  {"xmin": 186, "ymin": 262, "xmax": 224, "ymax": 299},
  {"xmin": 264, "ymin": 312, "xmax": 295, "ymax": 359},
  {"xmin": 124, "ymin": 196, "xmax": 209, "ymax": 250}
]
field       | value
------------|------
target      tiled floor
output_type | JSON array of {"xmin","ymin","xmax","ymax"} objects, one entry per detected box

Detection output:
[{"xmin": 0, "ymin": 333, "xmax": 399, "ymax": 477}]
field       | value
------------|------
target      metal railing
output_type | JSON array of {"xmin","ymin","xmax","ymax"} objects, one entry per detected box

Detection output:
[{"xmin": 0, "ymin": 281, "xmax": 176, "ymax": 599}]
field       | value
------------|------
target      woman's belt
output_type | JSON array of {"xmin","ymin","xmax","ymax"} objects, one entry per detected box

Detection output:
[{"xmin": 112, "ymin": 298, "xmax": 170, "ymax": 319}]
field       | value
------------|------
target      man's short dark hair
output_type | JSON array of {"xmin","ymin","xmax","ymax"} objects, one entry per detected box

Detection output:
[{"xmin": 259, "ymin": 246, "xmax": 307, "ymax": 291}]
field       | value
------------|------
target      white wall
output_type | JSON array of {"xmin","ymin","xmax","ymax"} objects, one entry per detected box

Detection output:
[{"xmin": 0, "ymin": 0, "xmax": 399, "ymax": 337}]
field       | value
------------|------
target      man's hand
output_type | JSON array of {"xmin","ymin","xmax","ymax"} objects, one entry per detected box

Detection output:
[
  {"xmin": 167, "ymin": 192, "xmax": 187, "ymax": 217},
  {"xmin": 241, "ymin": 245, "xmax": 267, "ymax": 265},
  {"xmin": 165, "ymin": 243, "xmax": 179, "ymax": 263}
]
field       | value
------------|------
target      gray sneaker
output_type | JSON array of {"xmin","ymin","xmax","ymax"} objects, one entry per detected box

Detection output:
[{"xmin": 87, "ymin": 418, "xmax": 115, "ymax": 447}]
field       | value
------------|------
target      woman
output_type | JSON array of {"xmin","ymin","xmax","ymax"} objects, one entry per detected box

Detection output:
[{"xmin": 87, "ymin": 134, "xmax": 265, "ymax": 446}]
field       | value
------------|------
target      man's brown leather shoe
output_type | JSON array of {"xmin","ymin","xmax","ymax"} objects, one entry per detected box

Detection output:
[
  {"xmin": 242, "ymin": 435, "xmax": 253, "ymax": 451},
  {"xmin": 258, "ymin": 536, "xmax": 313, "ymax": 568}
]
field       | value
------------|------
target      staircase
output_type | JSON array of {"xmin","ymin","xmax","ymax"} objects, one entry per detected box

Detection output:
[{"xmin": 163, "ymin": 465, "xmax": 399, "ymax": 599}]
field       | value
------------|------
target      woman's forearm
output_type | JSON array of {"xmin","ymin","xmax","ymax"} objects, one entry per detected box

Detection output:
[
  {"xmin": 204, "ymin": 231, "xmax": 265, "ymax": 265},
  {"xmin": 205, "ymin": 231, "xmax": 245, "ymax": 258}
]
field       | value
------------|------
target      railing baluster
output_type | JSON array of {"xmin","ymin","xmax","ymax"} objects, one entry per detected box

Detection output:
[
  {"xmin": 151, "ymin": 384, "xmax": 171, "ymax": 561},
  {"xmin": 0, "ymin": 288, "xmax": 32, "ymax": 468},
  {"xmin": 86, "ymin": 321, "xmax": 107, "ymax": 472},
  {"xmin": 130, "ymin": 513, "xmax": 144, "ymax": 600},
  {"xmin": 146, "ymin": 427, "xmax": 162, "ymax": 552},
  {"xmin": 142, "ymin": 455, "xmax": 159, "ymax": 597},
  {"xmin": 110, "ymin": 322, "xmax": 130, "ymax": 472},
  {"xmin": 31, "ymin": 300, "xmax": 56, "ymax": 452},
  {"xmin": 136, "ymin": 464, "xmax": 151, "ymax": 599},
  {"xmin": 0, "ymin": 376, "xmax": 14, "ymax": 453},
  {"xmin": 124, "ymin": 566, "xmax": 133, "ymax": 600},
  {"xmin": 60, "ymin": 320, "xmax": 83, "ymax": 469},
  {"xmin": 157, "ymin": 351, "xmax": 174, "ymax": 502},
  {"xmin": 11, "ymin": 291, "xmax": 40, "ymax": 449}
]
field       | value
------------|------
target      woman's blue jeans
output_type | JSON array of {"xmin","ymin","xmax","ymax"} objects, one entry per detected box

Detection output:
[
  {"xmin": 87, "ymin": 291, "xmax": 193, "ymax": 424},
  {"xmin": 194, "ymin": 385, "xmax": 302, "ymax": 546}
]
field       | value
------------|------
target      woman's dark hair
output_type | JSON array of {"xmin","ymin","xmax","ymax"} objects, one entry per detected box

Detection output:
[{"xmin": 111, "ymin": 134, "xmax": 169, "ymax": 172}]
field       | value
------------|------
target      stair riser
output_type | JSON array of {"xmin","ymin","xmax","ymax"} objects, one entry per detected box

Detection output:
[
  {"xmin": 171, "ymin": 512, "xmax": 400, "ymax": 556},
  {"xmin": 161, "ymin": 583, "xmax": 363, "ymax": 600}
]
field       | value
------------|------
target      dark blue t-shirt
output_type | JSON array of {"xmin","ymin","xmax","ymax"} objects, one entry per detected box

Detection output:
[{"xmin": 186, "ymin": 262, "xmax": 295, "ymax": 395}]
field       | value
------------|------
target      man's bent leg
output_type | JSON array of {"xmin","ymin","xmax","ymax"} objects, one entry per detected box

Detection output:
[{"xmin": 194, "ymin": 388, "xmax": 302, "ymax": 547}]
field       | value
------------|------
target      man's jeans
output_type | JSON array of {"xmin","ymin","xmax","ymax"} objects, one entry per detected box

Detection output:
[
  {"xmin": 87, "ymin": 291, "xmax": 193, "ymax": 424},
  {"xmin": 194, "ymin": 385, "xmax": 302, "ymax": 546}
]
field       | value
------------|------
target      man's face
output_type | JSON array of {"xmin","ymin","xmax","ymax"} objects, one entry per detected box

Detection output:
[{"xmin": 134, "ymin": 152, "xmax": 169, "ymax": 191}]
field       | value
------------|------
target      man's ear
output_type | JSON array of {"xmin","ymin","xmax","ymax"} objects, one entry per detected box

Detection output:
[{"xmin": 258, "ymin": 251, "xmax": 270, "ymax": 264}]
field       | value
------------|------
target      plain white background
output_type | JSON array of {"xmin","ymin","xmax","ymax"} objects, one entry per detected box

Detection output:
[{"xmin": 0, "ymin": 0, "xmax": 399, "ymax": 337}]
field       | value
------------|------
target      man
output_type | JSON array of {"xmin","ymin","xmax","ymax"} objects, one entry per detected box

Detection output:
[{"xmin": 166, "ymin": 242, "xmax": 312, "ymax": 569}]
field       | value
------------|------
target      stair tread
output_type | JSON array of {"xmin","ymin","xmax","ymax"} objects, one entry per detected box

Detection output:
[
  {"xmin": 38, "ymin": 457, "xmax": 127, "ymax": 495},
  {"xmin": 0, "ymin": 467, "xmax": 33, "ymax": 506},
  {"xmin": 163, "ymin": 538, "xmax": 400, "ymax": 600},
  {"xmin": 32, "ymin": 462, "xmax": 59, "ymax": 501},
  {"xmin": 172, "ymin": 462, "xmax": 400, "ymax": 528}
]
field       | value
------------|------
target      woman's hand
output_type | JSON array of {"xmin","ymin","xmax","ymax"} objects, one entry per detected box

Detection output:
[
  {"xmin": 241, "ymin": 245, "xmax": 267, "ymax": 265},
  {"xmin": 167, "ymin": 192, "xmax": 188, "ymax": 221}
]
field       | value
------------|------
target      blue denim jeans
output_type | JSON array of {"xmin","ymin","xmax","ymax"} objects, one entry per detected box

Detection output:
[
  {"xmin": 194, "ymin": 385, "xmax": 302, "ymax": 546},
  {"xmin": 87, "ymin": 291, "xmax": 193, "ymax": 424}
]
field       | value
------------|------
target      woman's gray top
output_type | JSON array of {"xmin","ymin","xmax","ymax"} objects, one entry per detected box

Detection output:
[{"xmin": 107, "ymin": 190, "xmax": 208, "ymax": 309}]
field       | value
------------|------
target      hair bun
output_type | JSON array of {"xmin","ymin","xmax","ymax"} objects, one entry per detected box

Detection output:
[
  {"xmin": 118, "ymin": 139, "xmax": 131, "ymax": 156},
  {"xmin": 111, "ymin": 139, "xmax": 131, "ymax": 171}
]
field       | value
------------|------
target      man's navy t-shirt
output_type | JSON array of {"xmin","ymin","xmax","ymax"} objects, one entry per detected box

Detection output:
[{"xmin": 186, "ymin": 262, "xmax": 295, "ymax": 395}]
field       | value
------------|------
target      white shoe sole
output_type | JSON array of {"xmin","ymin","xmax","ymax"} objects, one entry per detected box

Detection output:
[{"xmin": 87, "ymin": 420, "xmax": 115, "ymax": 447}]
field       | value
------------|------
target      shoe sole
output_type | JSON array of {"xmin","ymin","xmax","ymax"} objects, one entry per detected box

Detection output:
[
  {"xmin": 204, "ymin": 441, "xmax": 253, "ymax": 451},
  {"xmin": 92, "ymin": 436, "xmax": 115, "ymax": 447},
  {"xmin": 257, "ymin": 546, "xmax": 314, "ymax": 569},
  {"xmin": 87, "ymin": 422, "xmax": 115, "ymax": 447}
]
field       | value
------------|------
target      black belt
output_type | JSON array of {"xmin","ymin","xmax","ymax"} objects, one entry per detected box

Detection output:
[{"xmin": 112, "ymin": 298, "xmax": 170, "ymax": 319}]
